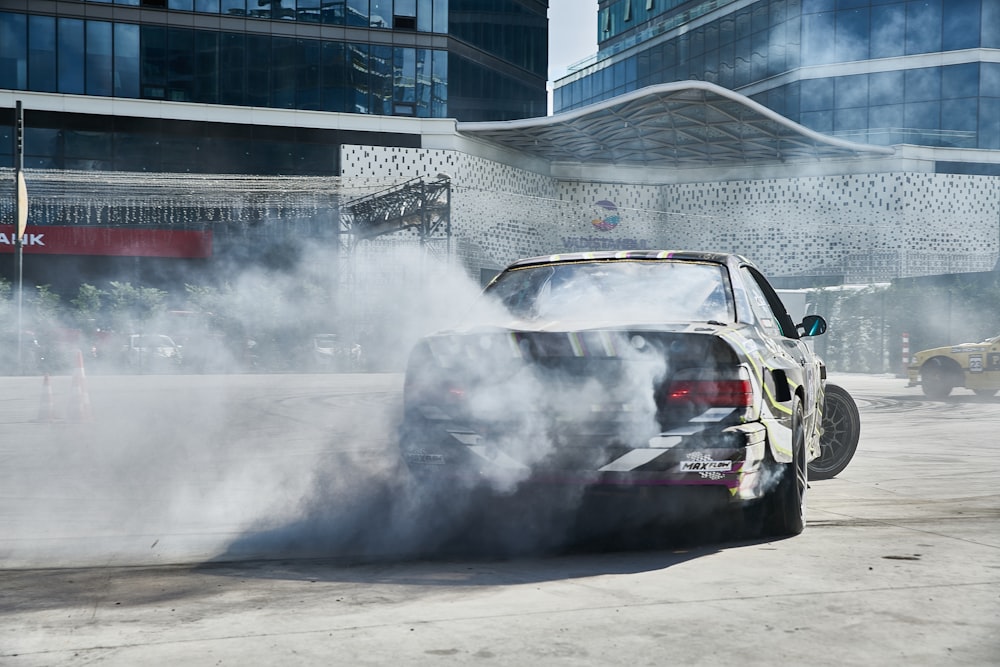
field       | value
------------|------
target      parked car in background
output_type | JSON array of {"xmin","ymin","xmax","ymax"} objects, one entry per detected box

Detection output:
[
  {"xmin": 312, "ymin": 333, "xmax": 363, "ymax": 372},
  {"xmin": 908, "ymin": 334, "xmax": 1000, "ymax": 398},
  {"xmin": 122, "ymin": 334, "xmax": 182, "ymax": 372}
]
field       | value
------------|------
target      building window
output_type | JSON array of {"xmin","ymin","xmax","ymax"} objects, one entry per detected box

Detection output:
[
  {"xmin": 58, "ymin": 18, "xmax": 85, "ymax": 94},
  {"xmin": 431, "ymin": 48, "xmax": 447, "ymax": 116},
  {"xmin": 349, "ymin": 43, "xmax": 370, "ymax": 113},
  {"xmin": 271, "ymin": 35, "xmax": 296, "ymax": 108},
  {"xmin": 943, "ymin": 0, "xmax": 980, "ymax": 50},
  {"xmin": 0, "ymin": 12, "xmax": 27, "ymax": 90},
  {"xmin": 905, "ymin": 0, "xmax": 943, "ymax": 55},
  {"xmin": 321, "ymin": 41, "xmax": 348, "ymax": 112},
  {"xmin": 393, "ymin": 46, "xmax": 416, "ymax": 113},
  {"xmin": 219, "ymin": 32, "xmax": 245, "ymax": 105},
  {"xmin": 221, "ymin": 0, "xmax": 246, "ymax": 16},
  {"xmin": 246, "ymin": 33, "xmax": 270, "ymax": 106},
  {"xmin": 418, "ymin": 0, "xmax": 432, "ymax": 31},
  {"xmin": 166, "ymin": 27, "xmax": 195, "ymax": 102},
  {"xmin": 86, "ymin": 21, "xmax": 113, "ymax": 96},
  {"xmin": 394, "ymin": 0, "xmax": 417, "ymax": 30},
  {"xmin": 370, "ymin": 44, "xmax": 393, "ymax": 114},
  {"xmin": 140, "ymin": 25, "xmax": 166, "ymax": 99},
  {"xmin": 370, "ymin": 0, "xmax": 391, "ymax": 28},
  {"xmin": 297, "ymin": 0, "xmax": 322, "ymax": 23},
  {"xmin": 194, "ymin": 30, "xmax": 219, "ymax": 103},
  {"xmin": 870, "ymin": 4, "xmax": 904, "ymax": 58},
  {"xmin": 296, "ymin": 38, "xmax": 321, "ymax": 109},
  {"xmin": 347, "ymin": 0, "xmax": 369, "ymax": 27},
  {"xmin": 432, "ymin": 0, "xmax": 447, "ymax": 33},
  {"xmin": 29, "ymin": 15, "xmax": 57, "ymax": 93},
  {"xmin": 114, "ymin": 23, "xmax": 140, "ymax": 98},
  {"xmin": 416, "ymin": 47, "xmax": 431, "ymax": 117}
]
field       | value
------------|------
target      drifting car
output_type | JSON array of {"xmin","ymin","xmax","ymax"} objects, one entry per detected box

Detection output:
[
  {"xmin": 907, "ymin": 334, "xmax": 1000, "ymax": 399},
  {"xmin": 399, "ymin": 251, "xmax": 859, "ymax": 537}
]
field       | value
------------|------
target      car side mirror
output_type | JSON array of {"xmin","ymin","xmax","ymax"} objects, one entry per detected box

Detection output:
[{"xmin": 798, "ymin": 314, "xmax": 827, "ymax": 337}]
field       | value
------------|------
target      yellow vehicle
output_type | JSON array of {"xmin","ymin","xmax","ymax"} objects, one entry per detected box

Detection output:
[{"xmin": 908, "ymin": 335, "xmax": 1000, "ymax": 399}]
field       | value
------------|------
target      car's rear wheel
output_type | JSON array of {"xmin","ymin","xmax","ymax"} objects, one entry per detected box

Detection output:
[
  {"xmin": 748, "ymin": 398, "xmax": 806, "ymax": 538},
  {"xmin": 920, "ymin": 358, "xmax": 956, "ymax": 399},
  {"xmin": 809, "ymin": 383, "xmax": 861, "ymax": 480}
]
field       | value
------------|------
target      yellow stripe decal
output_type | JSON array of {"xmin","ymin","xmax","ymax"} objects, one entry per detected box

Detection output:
[
  {"xmin": 600, "ymin": 331, "xmax": 617, "ymax": 357},
  {"xmin": 507, "ymin": 332, "xmax": 523, "ymax": 358},
  {"xmin": 720, "ymin": 331, "xmax": 792, "ymax": 416}
]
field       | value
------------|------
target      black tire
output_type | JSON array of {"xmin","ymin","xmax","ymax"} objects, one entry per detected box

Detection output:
[
  {"xmin": 749, "ymin": 398, "xmax": 806, "ymax": 538},
  {"xmin": 809, "ymin": 383, "xmax": 861, "ymax": 480},
  {"xmin": 920, "ymin": 359, "xmax": 955, "ymax": 399}
]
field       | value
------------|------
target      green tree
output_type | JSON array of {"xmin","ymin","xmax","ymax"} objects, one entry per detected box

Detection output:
[
  {"xmin": 28, "ymin": 285, "xmax": 62, "ymax": 331},
  {"xmin": 106, "ymin": 281, "xmax": 168, "ymax": 332},
  {"xmin": 184, "ymin": 284, "xmax": 224, "ymax": 314},
  {"xmin": 0, "ymin": 277, "xmax": 11, "ymax": 323},
  {"xmin": 70, "ymin": 283, "xmax": 107, "ymax": 327}
]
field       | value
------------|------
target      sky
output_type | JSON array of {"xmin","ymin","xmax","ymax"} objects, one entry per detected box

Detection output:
[
  {"xmin": 548, "ymin": 0, "xmax": 599, "ymax": 83},
  {"xmin": 547, "ymin": 0, "xmax": 598, "ymax": 112}
]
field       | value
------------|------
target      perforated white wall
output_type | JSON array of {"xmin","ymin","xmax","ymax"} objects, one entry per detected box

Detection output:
[{"xmin": 341, "ymin": 145, "xmax": 1000, "ymax": 283}]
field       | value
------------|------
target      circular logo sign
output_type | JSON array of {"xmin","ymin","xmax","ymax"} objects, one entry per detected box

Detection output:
[{"xmin": 590, "ymin": 200, "xmax": 620, "ymax": 232}]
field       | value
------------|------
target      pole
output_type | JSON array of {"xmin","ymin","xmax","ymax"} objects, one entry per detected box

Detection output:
[
  {"xmin": 15, "ymin": 232, "xmax": 22, "ymax": 375},
  {"xmin": 14, "ymin": 101, "xmax": 26, "ymax": 375},
  {"xmin": 444, "ymin": 177, "xmax": 451, "ymax": 262},
  {"xmin": 901, "ymin": 332, "xmax": 910, "ymax": 378}
]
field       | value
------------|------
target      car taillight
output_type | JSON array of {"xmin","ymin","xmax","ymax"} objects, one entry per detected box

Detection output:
[{"xmin": 663, "ymin": 376, "xmax": 753, "ymax": 408}]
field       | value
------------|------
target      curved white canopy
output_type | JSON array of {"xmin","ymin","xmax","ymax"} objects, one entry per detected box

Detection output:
[{"xmin": 458, "ymin": 81, "xmax": 894, "ymax": 167}]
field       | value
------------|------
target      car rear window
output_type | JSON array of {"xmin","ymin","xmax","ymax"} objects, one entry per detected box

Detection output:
[{"xmin": 486, "ymin": 260, "xmax": 734, "ymax": 323}]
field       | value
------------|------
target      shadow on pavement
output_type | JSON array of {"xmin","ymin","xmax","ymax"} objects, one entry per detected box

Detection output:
[{"xmin": 198, "ymin": 473, "xmax": 780, "ymax": 586}]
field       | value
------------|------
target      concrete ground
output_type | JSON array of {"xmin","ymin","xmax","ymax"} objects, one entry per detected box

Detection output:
[{"xmin": 0, "ymin": 372, "xmax": 997, "ymax": 666}]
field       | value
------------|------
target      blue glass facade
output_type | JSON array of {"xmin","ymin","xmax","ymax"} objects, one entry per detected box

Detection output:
[
  {"xmin": 1, "ymin": 12, "xmax": 448, "ymax": 115},
  {"xmin": 69, "ymin": 0, "xmax": 449, "ymax": 31},
  {"xmin": 556, "ymin": 0, "xmax": 1000, "ymax": 149},
  {"xmin": 0, "ymin": 0, "xmax": 548, "ymax": 174}
]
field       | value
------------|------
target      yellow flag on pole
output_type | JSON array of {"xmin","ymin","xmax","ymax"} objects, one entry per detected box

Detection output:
[{"xmin": 16, "ymin": 171, "xmax": 28, "ymax": 241}]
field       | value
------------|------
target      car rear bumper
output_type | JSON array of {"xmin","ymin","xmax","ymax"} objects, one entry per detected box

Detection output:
[{"xmin": 401, "ymin": 420, "xmax": 772, "ymax": 503}]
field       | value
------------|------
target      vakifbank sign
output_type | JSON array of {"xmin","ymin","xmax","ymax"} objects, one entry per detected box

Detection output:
[{"xmin": 0, "ymin": 226, "xmax": 212, "ymax": 258}]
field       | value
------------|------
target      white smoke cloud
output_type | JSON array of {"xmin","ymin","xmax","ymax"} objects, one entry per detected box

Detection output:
[
  {"xmin": 213, "ymin": 248, "xmax": 715, "ymax": 560},
  {"xmin": 6, "ymin": 238, "xmax": 762, "ymax": 567}
]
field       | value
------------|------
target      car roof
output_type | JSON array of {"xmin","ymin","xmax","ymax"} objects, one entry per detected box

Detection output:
[{"xmin": 501, "ymin": 250, "xmax": 753, "ymax": 271}]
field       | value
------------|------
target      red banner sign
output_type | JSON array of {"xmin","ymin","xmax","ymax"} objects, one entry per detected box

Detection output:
[{"xmin": 0, "ymin": 226, "xmax": 213, "ymax": 258}]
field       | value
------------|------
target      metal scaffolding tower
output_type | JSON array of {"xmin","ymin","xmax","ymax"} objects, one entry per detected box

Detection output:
[{"xmin": 340, "ymin": 174, "xmax": 451, "ymax": 259}]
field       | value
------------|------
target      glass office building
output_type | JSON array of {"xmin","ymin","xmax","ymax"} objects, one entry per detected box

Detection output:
[
  {"xmin": 553, "ymin": 0, "xmax": 1000, "ymax": 151},
  {"xmin": 0, "ymin": 0, "xmax": 548, "ymax": 174}
]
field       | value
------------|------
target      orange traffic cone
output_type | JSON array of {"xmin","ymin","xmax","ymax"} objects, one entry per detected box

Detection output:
[
  {"xmin": 36, "ymin": 373, "xmax": 55, "ymax": 422},
  {"xmin": 68, "ymin": 349, "xmax": 92, "ymax": 422}
]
